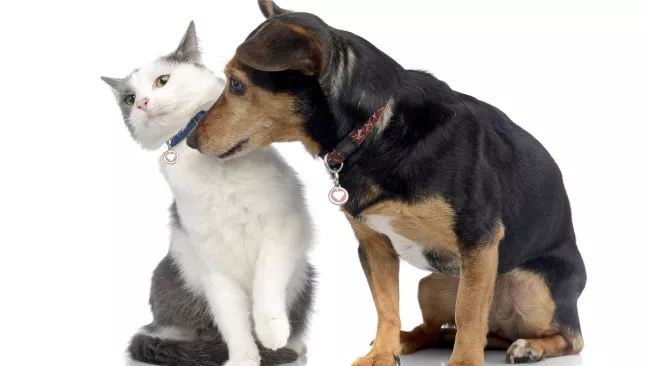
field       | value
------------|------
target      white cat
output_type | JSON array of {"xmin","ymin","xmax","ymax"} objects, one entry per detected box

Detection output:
[{"xmin": 101, "ymin": 21, "xmax": 315, "ymax": 366}]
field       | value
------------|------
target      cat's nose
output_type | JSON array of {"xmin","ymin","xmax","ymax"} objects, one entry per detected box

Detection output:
[{"xmin": 136, "ymin": 98, "xmax": 149, "ymax": 111}]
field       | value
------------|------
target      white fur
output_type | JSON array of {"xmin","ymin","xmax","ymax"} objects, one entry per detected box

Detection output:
[
  {"xmin": 364, "ymin": 214, "xmax": 431, "ymax": 271},
  {"xmin": 124, "ymin": 57, "xmax": 313, "ymax": 365},
  {"xmin": 125, "ymin": 60, "xmax": 222, "ymax": 150}
]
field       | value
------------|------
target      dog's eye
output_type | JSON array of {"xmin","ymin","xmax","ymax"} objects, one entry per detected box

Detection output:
[
  {"xmin": 229, "ymin": 77, "xmax": 245, "ymax": 95},
  {"xmin": 124, "ymin": 94, "xmax": 136, "ymax": 105},
  {"xmin": 155, "ymin": 75, "xmax": 170, "ymax": 88}
]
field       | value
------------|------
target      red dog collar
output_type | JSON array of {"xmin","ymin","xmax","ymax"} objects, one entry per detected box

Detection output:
[
  {"xmin": 322, "ymin": 101, "xmax": 390, "ymax": 206},
  {"xmin": 324, "ymin": 101, "xmax": 390, "ymax": 167}
]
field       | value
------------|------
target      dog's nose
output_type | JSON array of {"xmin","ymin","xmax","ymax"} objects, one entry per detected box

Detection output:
[
  {"xmin": 136, "ymin": 98, "xmax": 149, "ymax": 111},
  {"xmin": 186, "ymin": 130, "xmax": 199, "ymax": 150}
]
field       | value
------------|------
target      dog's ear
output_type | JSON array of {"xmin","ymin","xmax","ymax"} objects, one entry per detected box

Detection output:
[
  {"xmin": 257, "ymin": 0, "xmax": 292, "ymax": 18},
  {"xmin": 236, "ymin": 21, "xmax": 323, "ymax": 76}
]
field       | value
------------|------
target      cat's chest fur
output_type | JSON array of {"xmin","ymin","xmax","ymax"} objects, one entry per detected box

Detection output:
[
  {"xmin": 161, "ymin": 145, "xmax": 268, "ymax": 231},
  {"xmin": 159, "ymin": 145, "xmax": 280, "ymax": 285}
]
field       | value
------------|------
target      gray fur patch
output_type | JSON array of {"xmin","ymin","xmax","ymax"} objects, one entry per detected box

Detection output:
[
  {"xmin": 169, "ymin": 201, "xmax": 183, "ymax": 231},
  {"xmin": 100, "ymin": 76, "xmax": 136, "ymax": 136},
  {"xmin": 129, "ymin": 254, "xmax": 315, "ymax": 365},
  {"xmin": 162, "ymin": 21, "xmax": 202, "ymax": 65}
]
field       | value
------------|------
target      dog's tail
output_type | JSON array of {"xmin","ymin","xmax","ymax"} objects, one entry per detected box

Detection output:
[{"xmin": 128, "ymin": 327, "xmax": 299, "ymax": 366}]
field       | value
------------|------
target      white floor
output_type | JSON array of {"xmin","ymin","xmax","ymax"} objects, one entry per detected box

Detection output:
[
  {"xmin": 401, "ymin": 350, "xmax": 584, "ymax": 366},
  {"xmin": 127, "ymin": 350, "xmax": 585, "ymax": 366}
]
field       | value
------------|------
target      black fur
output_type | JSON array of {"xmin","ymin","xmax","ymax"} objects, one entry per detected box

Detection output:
[
  {"xmin": 357, "ymin": 244, "xmax": 371, "ymax": 277},
  {"xmin": 237, "ymin": 2, "xmax": 586, "ymax": 341},
  {"xmin": 423, "ymin": 250, "xmax": 459, "ymax": 276}
]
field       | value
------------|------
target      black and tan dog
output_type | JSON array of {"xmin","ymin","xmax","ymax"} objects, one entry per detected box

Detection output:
[{"xmin": 186, "ymin": 1, "xmax": 587, "ymax": 365}]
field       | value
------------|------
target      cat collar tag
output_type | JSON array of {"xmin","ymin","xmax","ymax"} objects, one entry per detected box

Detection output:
[
  {"xmin": 324, "ymin": 155, "xmax": 349, "ymax": 206},
  {"xmin": 162, "ymin": 111, "xmax": 206, "ymax": 165},
  {"xmin": 163, "ymin": 146, "xmax": 179, "ymax": 165}
]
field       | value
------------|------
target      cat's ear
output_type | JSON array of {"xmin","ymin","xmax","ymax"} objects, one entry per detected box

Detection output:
[
  {"xmin": 100, "ymin": 76, "xmax": 128, "ymax": 92},
  {"xmin": 173, "ymin": 21, "xmax": 201, "ymax": 62}
]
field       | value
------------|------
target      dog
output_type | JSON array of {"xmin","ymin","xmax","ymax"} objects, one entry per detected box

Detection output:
[{"xmin": 186, "ymin": 1, "xmax": 587, "ymax": 365}]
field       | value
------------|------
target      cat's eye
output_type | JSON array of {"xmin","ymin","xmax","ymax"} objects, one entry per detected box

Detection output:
[
  {"xmin": 124, "ymin": 94, "xmax": 136, "ymax": 105},
  {"xmin": 155, "ymin": 75, "xmax": 170, "ymax": 88},
  {"xmin": 229, "ymin": 77, "xmax": 245, "ymax": 95}
]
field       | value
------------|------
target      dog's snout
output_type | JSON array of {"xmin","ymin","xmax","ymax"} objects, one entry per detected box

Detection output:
[{"xmin": 186, "ymin": 129, "xmax": 199, "ymax": 150}]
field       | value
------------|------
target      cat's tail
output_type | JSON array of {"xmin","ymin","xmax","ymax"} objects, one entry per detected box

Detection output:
[{"xmin": 128, "ymin": 327, "xmax": 300, "ymax": 366}]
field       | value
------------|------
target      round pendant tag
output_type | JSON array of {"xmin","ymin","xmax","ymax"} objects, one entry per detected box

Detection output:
[
  {"xmin": 164, "ymin": 150, "xmax": 179, "ymax": 165},
  {"xmin": 328, "ymin": 186, "xmax": 349, "ymax": 205}
]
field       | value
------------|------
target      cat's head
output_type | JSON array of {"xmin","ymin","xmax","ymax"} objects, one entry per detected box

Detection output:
[{"xmin": 101, "ymin": 21, "xmax": 224, "ymax": 150}]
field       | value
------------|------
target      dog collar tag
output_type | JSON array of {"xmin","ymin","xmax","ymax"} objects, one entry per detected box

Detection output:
[
  {"xmin": 324, "ymin": 156, "xmax": 349, "ymax": 206},
  {"xmin": 328, "ymin": 186, "xmax": 349, "ymax": 205}
]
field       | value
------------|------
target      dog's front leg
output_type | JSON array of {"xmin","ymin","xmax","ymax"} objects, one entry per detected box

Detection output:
[
  {"xmin": 448, "ymin": 227, "xmax": 502, "ymax": 366},
  {"xmin": 348, "ymin": 217, "xmax": 401, "ymax": 366}
]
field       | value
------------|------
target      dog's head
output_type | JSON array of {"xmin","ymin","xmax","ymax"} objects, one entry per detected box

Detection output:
[{"xmin": 186, "ymin": 0, "xmax": 340, "ymax": 158}]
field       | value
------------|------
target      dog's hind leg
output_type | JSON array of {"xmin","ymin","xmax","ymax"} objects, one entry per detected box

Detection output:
[
  {"xmin": 491, "ymin": 267, "xmax": 585, "ymax": 364},
  {"xmin": 400, "ymin": 274, "xmax": 511, "ymax": 354},
  {"xmin": 400, "ymin": 274, "xmax": 457, "ymax": 354}
]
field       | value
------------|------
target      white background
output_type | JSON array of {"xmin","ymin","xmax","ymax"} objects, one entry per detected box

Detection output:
[{"xmin": 2, "ymin": 0, "xmax": 649, "ymax": 365}]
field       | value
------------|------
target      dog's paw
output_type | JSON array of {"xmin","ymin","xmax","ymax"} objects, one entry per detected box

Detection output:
[
  {"xmin": 255, "ymin": 313, "xmax": 291, "ymax": 351},
  {"xmin": 399, "ymin": 327, "xmax": 441, "ymax": 355},
  {"xmin": 506, "ymin": 339, "xmax": 544, "ymax": 364},
  {"xmin": 351, "ymin": 352, "xmax": 400, "ymax": 366}
]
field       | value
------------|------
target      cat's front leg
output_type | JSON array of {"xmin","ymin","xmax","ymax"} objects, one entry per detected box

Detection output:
[
  {"xmin": 203, "ymin": 272, "xmax": 261, "ymax": 366},
  {"xmin": 252, "ymin": 216, "xmax": 301, "ymax": 350}
]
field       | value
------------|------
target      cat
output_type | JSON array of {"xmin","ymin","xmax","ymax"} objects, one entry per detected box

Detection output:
[{"xmin": 101, "ymin": 21, "xmax": 315, "ymax": 366}]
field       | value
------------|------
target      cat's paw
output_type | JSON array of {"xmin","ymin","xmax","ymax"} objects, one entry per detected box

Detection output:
[
  {"xmin": 223, "ymin": 358, "xmax": 260, "ymax": 366},
  {"xmin": 224, "ymin": 352, "xmax": 261, "ymax": 366},
  {"xmin": 254, "ymin": 313, "xmax": 291, "ymax": 351}
]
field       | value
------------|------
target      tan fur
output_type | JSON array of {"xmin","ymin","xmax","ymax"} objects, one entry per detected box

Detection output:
[
  {"xmin": 449, "ymin": 238, "xmax": 500, "ymax": 366},
  {"xmin": 526, "ymin": 335, "xmax": 570, "ymax": 357},
  {"xmin": 346, "ymin": 215, "xmax": 402, "ymax": 366},
  {"xmin": 362, "ymin": 197, "xmax": 460, "ymax": 256},
  {"xmin": 363, "ymin": 184, "xmax": 382, "ymax": 205},
  {"xmin": 400, "ymin": 267, "xmax": 581, "ymax": 363},
  {"xmin": 562, "ymin": 327, "xmax": 584, "ymax": 355},
  {"xmin": 417, "ymin": 274, "xmax": 458, "ymax": 330},
  {"xmin": 345, "ymin": 183, "xmax": 382, "ymax": 211},
  {"xmin": 490, "ymin": 269, "xmax": 557, "ymax": 340},
  {"xmin": 400, "ymin": 273, "xmax": 457, "ymax": 354},
  {"xmin": 194, "ymin": 59, "xmax": 320, "ymax": 157}
]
